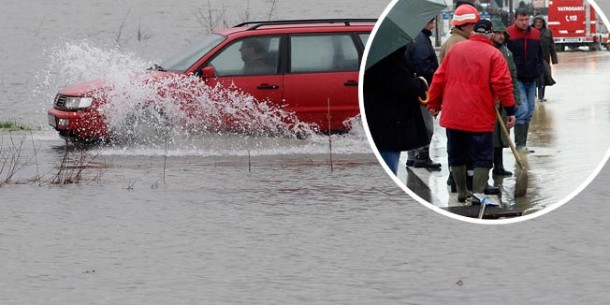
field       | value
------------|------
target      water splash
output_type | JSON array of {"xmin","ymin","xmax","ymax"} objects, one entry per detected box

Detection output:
[
  {"xmin": 37, "ymin": 40, "xmax": 149, "ymax": 93},
  {"xmin": 36, "ymin": 40, "xmax": 372, "ymax": 155},
  {"xmin": 100, "ymin": 73, "xmax": 317, "ymax": 145}
]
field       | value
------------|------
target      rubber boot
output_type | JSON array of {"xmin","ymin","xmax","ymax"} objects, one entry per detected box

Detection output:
[
  {"xmin": 447, "ymin": 169, "xmax": 456, "ymax": 193},
  {"xmin": 538, "ymin": 86, "xmax": 546, "ymax": 102},
  {"xmin": 467, "ymin": 174, "xmax": 500, "ymax": 194},
  {"xmin": 472, "ymin": 167, "xmax": 490, "ymax": 205},
  {"xmin": 413, "ymin": 146, "xmax": 441, "ymax": 170},
  {"xmin": 514, "ymin": 124, "xmax": 526, "ymax": 150},
  {"xmin": 493, "ymin": 147, "xmax": 512, "ymax": 176},
  {"xmin": 406, "ymin": 150, "xmax": 417, "ymax": 167},
  {"xmin": 524, "ymin": 123, "xmax": 529, "ymax": 147},
  {"xmin": 524, "ymin": 123, "xmax": 534, "ymax": 153},
  {"xmin": 451, "ymin": 165, "xmax": 468, "ymax": 203}
]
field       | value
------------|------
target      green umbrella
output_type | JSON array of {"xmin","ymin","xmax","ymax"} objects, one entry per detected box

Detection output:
[{"xmin": 365, "ymin": 0, "xmax": 447, "ymax": 70}]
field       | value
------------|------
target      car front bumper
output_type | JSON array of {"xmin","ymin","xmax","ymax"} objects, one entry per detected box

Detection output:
[{"xmin": 47, "ymin": 108, "xmax": 109, "ymax": 141}]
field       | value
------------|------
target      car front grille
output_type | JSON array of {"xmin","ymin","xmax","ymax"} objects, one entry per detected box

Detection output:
[{"xmin": 54, "ymin": 94, "xmax": 67, "ymax": 108}]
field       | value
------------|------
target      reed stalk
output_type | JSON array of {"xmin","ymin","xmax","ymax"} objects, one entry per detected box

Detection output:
[{"xmin": 327, "ymin": 98, "xmax": 334, "ymax": 173}]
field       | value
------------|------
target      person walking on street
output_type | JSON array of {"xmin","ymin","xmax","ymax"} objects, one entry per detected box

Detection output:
[
  {"xmin": 491, "ymin": 17, "xmax": 522, "ymax": 176},
  {"xmin": 405, "ymin": 18, "xmax": 441, "ymax": 170},
  {"xmin": 507, "ymin": 8, "xmax": 543, "ymax": 153},
  {"xmin": 532, "ymin": 15, "xmax": 558, "ymax": 102},
  {"xmin": 427, "ymin": 20, "xmax": 516, "ymax": 204},
  {"xmin": 363, "ymin": 45, "xmax": 429, "ymax": 175}
]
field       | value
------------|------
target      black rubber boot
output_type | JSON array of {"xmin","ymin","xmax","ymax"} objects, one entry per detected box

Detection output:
[
  {"xmin": 406, "ymin": 150, "xmax": 417, "ymax": 167},
  {"xmin": 493, "ymin": 147, "xmax": 512, "ymax": 176},
  {"xmin": 412, "ymin": 147, "xmax": 441, "ymax": 170},
  {"xmin": 538, "ymin": 86, "xmax": 546, "ymax": 102},
  {"xmin": 447, "ymin": 171, "xmax": 456, "ymax": 193}
]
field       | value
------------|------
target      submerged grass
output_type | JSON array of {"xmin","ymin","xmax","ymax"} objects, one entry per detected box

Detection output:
[
  {"xmin": 0, "ymin": 121, "xmax": 32, "ymax": 131},
  {"xmin": 1, "ymin": 133, "xmax": 105, "ymax": 188}
]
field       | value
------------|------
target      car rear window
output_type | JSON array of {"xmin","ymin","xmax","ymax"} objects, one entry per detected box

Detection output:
[{"xmin": 290, "ymin": 34, "xmax": 359, "ymax": 73}]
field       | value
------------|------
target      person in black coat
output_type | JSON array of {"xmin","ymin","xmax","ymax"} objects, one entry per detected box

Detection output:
[
  {"xmin": 363, "ymin": 45, "xmax": 429, "ymax": 174},
  {"xmin": 532, "ymin": 15, "xmax": 558, "ymax": 102},
  {"xmin": 405, "ymin": 18, "xmax": 442, "ymax": 170}
]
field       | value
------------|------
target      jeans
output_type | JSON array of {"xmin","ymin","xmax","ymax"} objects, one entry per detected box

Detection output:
[
  {"xmin": 515, "ymin": 80, "xmax": 537, "ymax": 125},
  {"xmin": 379, "ymin": 150, "xmax": 401, "ymax": 175}
]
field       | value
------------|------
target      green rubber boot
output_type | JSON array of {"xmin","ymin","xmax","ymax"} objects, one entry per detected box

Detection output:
[
  {"xmin": 472, "ymin": 167, "xmax": 491, "ymax": 205},
  {"xmin": 473, "ymin": 168, "xmax": 490, "ymax": 194},
  {"xmin": 514, "ymin": 124, "xmax": 525, "ymax": 150},
  {"xmin": 524, "ymin": 123, "xmax": 534, "ymax": 153},
  {"xmin": 451, "ymin": 165, "xmax": 468, "ymax": 203}
]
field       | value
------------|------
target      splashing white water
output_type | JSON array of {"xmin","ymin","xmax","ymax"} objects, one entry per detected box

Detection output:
[
  {"xmin": 38, "ymin": 40, "xmax": 149, "ymax": 91},
  {"xmin": 99, "ymin": 73, "xmax": 317, "ymax": 145},
  {"xmin": 37, "ymin": 40, "xmax": 373, "ymax": 155}
]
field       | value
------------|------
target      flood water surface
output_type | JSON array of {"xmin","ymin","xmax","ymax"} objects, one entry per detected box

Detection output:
[{"xmin": 2, "ymin": 0, "xmax": 610, "ymax": 304}]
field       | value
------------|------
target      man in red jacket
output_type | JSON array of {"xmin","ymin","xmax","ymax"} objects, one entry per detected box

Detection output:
[{"xmin": 427, "ymin": 19, "xmax": 516, "ymax": 204}]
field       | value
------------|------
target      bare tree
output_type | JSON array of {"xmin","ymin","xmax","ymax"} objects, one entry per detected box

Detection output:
[
  {"xmin": 193, "ymin": 0, "xmax": 228, "ymax": 33},
  {"xmin": 115, "ymin": 8, "xmax": 132, "ymax": 46},
  {"xmin": 266, "ymin": 0, "xmax": 278, "ymax": 21},
  {"xmin": 193, "ymin": 0, "xmax": 280, "ymax": 32}
]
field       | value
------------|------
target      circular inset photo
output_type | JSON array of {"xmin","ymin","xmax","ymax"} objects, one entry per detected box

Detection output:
[{"xmin": 360, "ymin": 0, "xmax": 610, "ymax": 223}]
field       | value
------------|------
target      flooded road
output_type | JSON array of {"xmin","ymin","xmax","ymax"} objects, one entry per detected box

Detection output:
[
  {"xmin": 398, "ymin": 50, "xmax": 610, "ymax": 218},
  {"xmin": 2, "ymin": 0, "xmax": 610, "ymax": 304}
]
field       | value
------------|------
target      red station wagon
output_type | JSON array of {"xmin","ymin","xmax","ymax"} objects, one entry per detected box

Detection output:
[{"xmin": 47, "ymin": 19, "xmax": 375, "ymax": 142}]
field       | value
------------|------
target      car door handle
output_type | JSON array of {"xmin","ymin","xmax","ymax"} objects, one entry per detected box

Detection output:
[
  {"xmin": 257, "ymin": 83, "xmax": 280, "ymax": 90},
  {"xmin": 344, "ymin": 80, "xmax": 358, "ymax": 87}
]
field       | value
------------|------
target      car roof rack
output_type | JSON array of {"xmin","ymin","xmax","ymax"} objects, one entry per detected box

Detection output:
[{"xmin": 234, "ymin": 19, "xmax": 378, "ymax": 30}]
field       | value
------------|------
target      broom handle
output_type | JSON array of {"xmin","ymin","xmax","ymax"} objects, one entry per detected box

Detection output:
[{"xmin": 495, "ymin": 106, "xmax": 524, "ymax": 169}]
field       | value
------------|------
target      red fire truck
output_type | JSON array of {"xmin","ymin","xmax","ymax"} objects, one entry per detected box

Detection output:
[{"xmin": 547, "ymin": 0, "xmax": 604, "ymax": 51}]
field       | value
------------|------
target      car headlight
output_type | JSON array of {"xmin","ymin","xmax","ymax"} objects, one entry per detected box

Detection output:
[{"xmin": 64, "ymin": 97, "xmax": 93, "ymax": 109}]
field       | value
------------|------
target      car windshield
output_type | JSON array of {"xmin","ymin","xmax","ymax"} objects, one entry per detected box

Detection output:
[{"xmin": 159, "ymin": 33, "xmax": 226, "ymax": 72}]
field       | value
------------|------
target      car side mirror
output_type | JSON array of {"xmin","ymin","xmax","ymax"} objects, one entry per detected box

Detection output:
[{"xmin": 201, "ymin": 66, "xmax": 217, "ymax": 80}]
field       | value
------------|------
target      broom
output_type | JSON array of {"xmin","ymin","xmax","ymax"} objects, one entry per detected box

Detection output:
[{"xmin": 495, "ymin": 106, "xmax": 527, "ymax": 198}]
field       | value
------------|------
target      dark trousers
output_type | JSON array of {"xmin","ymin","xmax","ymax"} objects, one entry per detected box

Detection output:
[{"xmin": 446, "ymin": 129, "xmax": 493, "ymax": 169}]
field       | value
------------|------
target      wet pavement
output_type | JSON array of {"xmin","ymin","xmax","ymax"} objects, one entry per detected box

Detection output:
[{"xmin": 396, "ymin": 50, "xmax": 610, "ymax": 218}]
